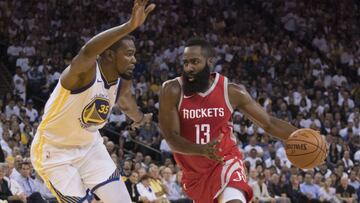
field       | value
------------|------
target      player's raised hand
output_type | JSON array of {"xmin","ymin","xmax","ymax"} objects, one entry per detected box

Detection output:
[
  {"xmin": 128, "ymin": 0, "xmax": 156, "ymax": 29},
  {"xmin": 200, "ymin": 134, "xmax": 224, "ymax": 163}
]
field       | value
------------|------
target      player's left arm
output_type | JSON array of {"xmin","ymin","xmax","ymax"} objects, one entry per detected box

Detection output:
[
  {"xmin": 116, "ymin": 79, "xmax": 151, "ymax": 127},
  {"xmin": 228, "ymin": 83, "xmax": 297, "ymax": 140}
]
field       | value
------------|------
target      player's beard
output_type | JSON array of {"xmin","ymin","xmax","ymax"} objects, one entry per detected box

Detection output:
[{"xmin": 183, "ymin": 64, "xmax": 211, "ymax": 95}]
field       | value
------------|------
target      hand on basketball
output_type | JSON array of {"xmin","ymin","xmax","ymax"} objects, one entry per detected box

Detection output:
[
  {"xmin": 131, "ymin": 113, "xmax": 153, "ymax": 130},
  {"xmin": 128, "ymin": 0, "xmax": 156, "ymax": 29},
  {"xmin": 200, "ymin": 133, "xmax": 224, "ymax": 163}
]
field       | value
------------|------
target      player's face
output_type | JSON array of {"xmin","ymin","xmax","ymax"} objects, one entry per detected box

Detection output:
[
  {"xmin": 182, "ymin": 46, "xmax": 211, "ymax": 94},
  {"xmin": 115, "ymin": 39, "xmax": 137, "ymax": 80}
]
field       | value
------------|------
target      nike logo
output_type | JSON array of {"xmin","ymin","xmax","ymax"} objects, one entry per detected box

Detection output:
[{"xmin": 97, "ymin": 79, "xmax": 102, "ymax": 83}]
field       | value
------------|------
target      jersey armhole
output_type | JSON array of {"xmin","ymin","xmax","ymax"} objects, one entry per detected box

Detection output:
[
  {"xmin": 69, "ymin": 77, "xmax": 96, "ymax": 94},
  {"xmin": 115, "ymin": 79, "xmax": 122, "ymax": 103},
  {"xmin": 224, "ymin": 77, "xmax": 234, "ymax": 113}
]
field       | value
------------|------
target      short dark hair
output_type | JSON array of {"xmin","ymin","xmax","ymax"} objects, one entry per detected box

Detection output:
[
  {"xmin": 108, "ymin": 35, "xmax": 135, "ymax": 51},
  {"xmin": 185, "ymin": 37, "xmax": 216, "ymax": 58}
]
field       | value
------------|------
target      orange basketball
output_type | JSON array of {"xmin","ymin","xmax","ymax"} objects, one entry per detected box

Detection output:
[{"xmin": 285, "ymin": 128, "xmax": 328, "ymax": 169}]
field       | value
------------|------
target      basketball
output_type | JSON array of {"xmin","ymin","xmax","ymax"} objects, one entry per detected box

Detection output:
[{"xmin": 285, "ymin": 128, "xmax": 328, "ymax": 169}]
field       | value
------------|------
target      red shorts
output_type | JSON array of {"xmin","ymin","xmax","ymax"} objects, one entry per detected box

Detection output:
[{"xmin": 182, "ymin": 156, "xmax": 253, "ymax": 203}]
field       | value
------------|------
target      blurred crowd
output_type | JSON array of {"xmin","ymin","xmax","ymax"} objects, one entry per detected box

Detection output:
[{"xmin": 0, "ymin": 0, "xmax": 359, "ymax": 202}]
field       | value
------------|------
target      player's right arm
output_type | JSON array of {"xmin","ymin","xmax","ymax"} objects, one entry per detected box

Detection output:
[
  {"xmin": 228, "ymin": 83, "xmax": 298, "ymax": 140},
  {"xmin": 159, "ymin": 80, "xmax": 223, "ymax": 161},
  {"xmin": 61, "ymin": 0, "xmax": 155, "ymax": 91}
]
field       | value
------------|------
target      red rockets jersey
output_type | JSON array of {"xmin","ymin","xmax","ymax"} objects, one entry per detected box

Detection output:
[
  {"xmin": 175, "ymin": 72, "xmax": 239, "ymax": 173},
  {"xmin": 173, "ymin": 72, "xmax": 252, "ymax": 202}
]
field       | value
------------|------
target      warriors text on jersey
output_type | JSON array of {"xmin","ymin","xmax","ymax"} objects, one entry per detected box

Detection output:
[
  {"xmin": 172, "ymin": 73, "xmax": 253, "ymax": 203},
  {"xmin": 37, "ymin": 62, "xmax": 121, "ymax": 147}
]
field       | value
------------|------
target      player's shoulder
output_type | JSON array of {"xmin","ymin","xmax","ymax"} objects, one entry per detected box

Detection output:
[
  {"xmin": 227, "ymin": 81, "xmax": 252, "ymax": 106},
  {"xmin": 227, "ymin": 82, "xmax": 247, "ymax": 93},
  {"xmin": 161, "ymin": 78, "xmax": 181, "ymax": 96}
]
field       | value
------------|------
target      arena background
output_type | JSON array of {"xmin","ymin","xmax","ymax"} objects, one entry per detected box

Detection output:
[{"xmin": 0, "ymin": 0, "xmax": 359, "ymax": 202}]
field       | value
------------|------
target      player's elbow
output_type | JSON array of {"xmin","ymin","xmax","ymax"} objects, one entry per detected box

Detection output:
[
  {"xmin": 117, "ymin": 98, "xmax": 130, "ymax": 112},
  {"xmin": 79, "ymin": 44, "xmax": 93, "ymax": 58}
]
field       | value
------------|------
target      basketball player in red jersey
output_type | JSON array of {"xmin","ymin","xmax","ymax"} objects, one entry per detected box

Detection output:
[{"xmin": 159, "ymin": 38, "xmax": 298, "ymax": 203}]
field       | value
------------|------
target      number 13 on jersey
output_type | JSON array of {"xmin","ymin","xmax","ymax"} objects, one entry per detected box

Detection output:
[{"xmin": 195, "ymin": 124, "xmax": 210, "ymax": 144}]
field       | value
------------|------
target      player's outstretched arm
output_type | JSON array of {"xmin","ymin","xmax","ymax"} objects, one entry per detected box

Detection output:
[
  {"xmin": 117, "ymin": 79, "xmax": 152, "ymax": 127},
  {"xmin": 61, "ymin": 0, "xmax": 155, "ymax": 91},
  {"xmin": 228, "ymin": 83, "xmax": 297, "ymax": 140},
  {"xmin": 159, "ymin": 80, "xmax": 223, "ymax": 162}
]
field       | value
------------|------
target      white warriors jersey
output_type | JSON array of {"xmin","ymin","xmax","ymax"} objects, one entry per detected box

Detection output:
[{"xmin": 36, "ymin": 62, "xmax": 121, "ymax": 147}]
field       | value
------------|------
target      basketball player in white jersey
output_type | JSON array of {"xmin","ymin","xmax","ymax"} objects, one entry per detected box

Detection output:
[{"xmin": 30, "ymin": 1, "xmax": 155, "ymax": 202}]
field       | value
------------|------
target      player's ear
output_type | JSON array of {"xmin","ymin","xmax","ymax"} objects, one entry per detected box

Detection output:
[{"xmin": 207, "ymin": 57, "xmax": 215, "ymax": 68}]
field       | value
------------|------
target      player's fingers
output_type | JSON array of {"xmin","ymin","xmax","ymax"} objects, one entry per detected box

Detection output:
[
  {"xmin": 132, "ymin": 2, "xmax": 139, "ymax": 13},
  {"xmin": 130, "ymin": 123, "xmax": 138, "ymax": 130},
  {"xmin": 145, "ymin": 3, "xmax": 156, "ymax": 16},
  {"xmin": 209, "ymin": 133, "xmax": 223, "ymax": 147},
  {"xmin": 209, "ymin": 153, "xmax": 224, "ymax": 163},
  {"xmin": 130, "ymin": 125, "xmax": 135, "ymax": 130},
  {"xmin": 140, "ymin": 0, "xmax": 147, "ymax": 6},
  {"xmin": 208, "ymin": 140, "xmax": 219, "ymax": 148}
]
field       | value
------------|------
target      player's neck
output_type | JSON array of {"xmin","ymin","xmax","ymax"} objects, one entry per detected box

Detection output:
[{"xmin": 98, "ymin": 58, "xmax": 118, "ymax": 83}]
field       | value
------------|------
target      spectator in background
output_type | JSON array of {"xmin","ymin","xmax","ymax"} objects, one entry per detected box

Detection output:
[
  {"xmin": 244, "ymin": 136, "xmax": 264, "ymax": 157},
  {"xmin": 138, "ymin": 121, "xmax": 159, "ymax": 148},
  {"xmin": 12, "ymin": 67, "xmax": 27, "ymax": 102},
  {"xmin": 251, "ymin": 173, "xmax": 275, "ymax": 203},
  {"xmin": 245, "ymin": 149, "xmax": 262, "ymax": 170},
  {"xmin": 300, "ymin": 173, "xmax": 321, "ymax": 202},
  {"xmin": 282, "ymin": 175, "xmax": 308, "ymax": 203},
  {"xmin": 121, "ymin": 159, "xmax": 133, "ymax": 178},
  {"xmin": 319, "ymin": 177, "xmax": 339, "ymax": 203},
  {"xmin": 267, "ymin": 173, "xmax": 290, "ymax": 202},
  {"xmin": 14, "ymin": 162, "xmax": 46, "ymax": 203},
  {"xmin": 348, "ymin": 170, "xmax": 359, "ymax": 190},
  {"xmin": 336, "ymin": 176, "xmax": 357, "ymax": 203},
  {"xmin": 137, "ymin": 174, "xmax": 161, "ymax": 203},
  {"xmin": 125, "ymin": 171, "xmax": 149, "ymax": 203},
  {"xmin": 317, "ymin": 163, "xmax": 332, "ymax": 179},
  {"xmin": 5, "ymin": 100, "xmax": 20, "ymax": 120},
  {"xmin": 0, "ymin": 163, "xmax": 26, "ymax": 203},
  {"xmin": 33, "ymin": 173, "xmax": 56, "ymax": 203},
  {"xmin": 0, "ymin": 145, "xmax": 5, "ymax": 163},
  {"xmin": 2, "ymin": 162, "xmax": 25, "ymax": 199},
  {"xmin": 162, "ymin": 167, "xmax": 180, "ymax": 203},
  {"xmin": 160, "ymin": 138, "xmax": 172, "ymax": 163},
  {"xmin": 342, "ymin": 151, "xmax": 354, "ymax": 172},
  {"xmin": 10, "ymin": 156, "xmax": 22, "ymax": 181},
  {"xmin": 148, "ymin": 165, "xmax": 169, "ymax": 201}
]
